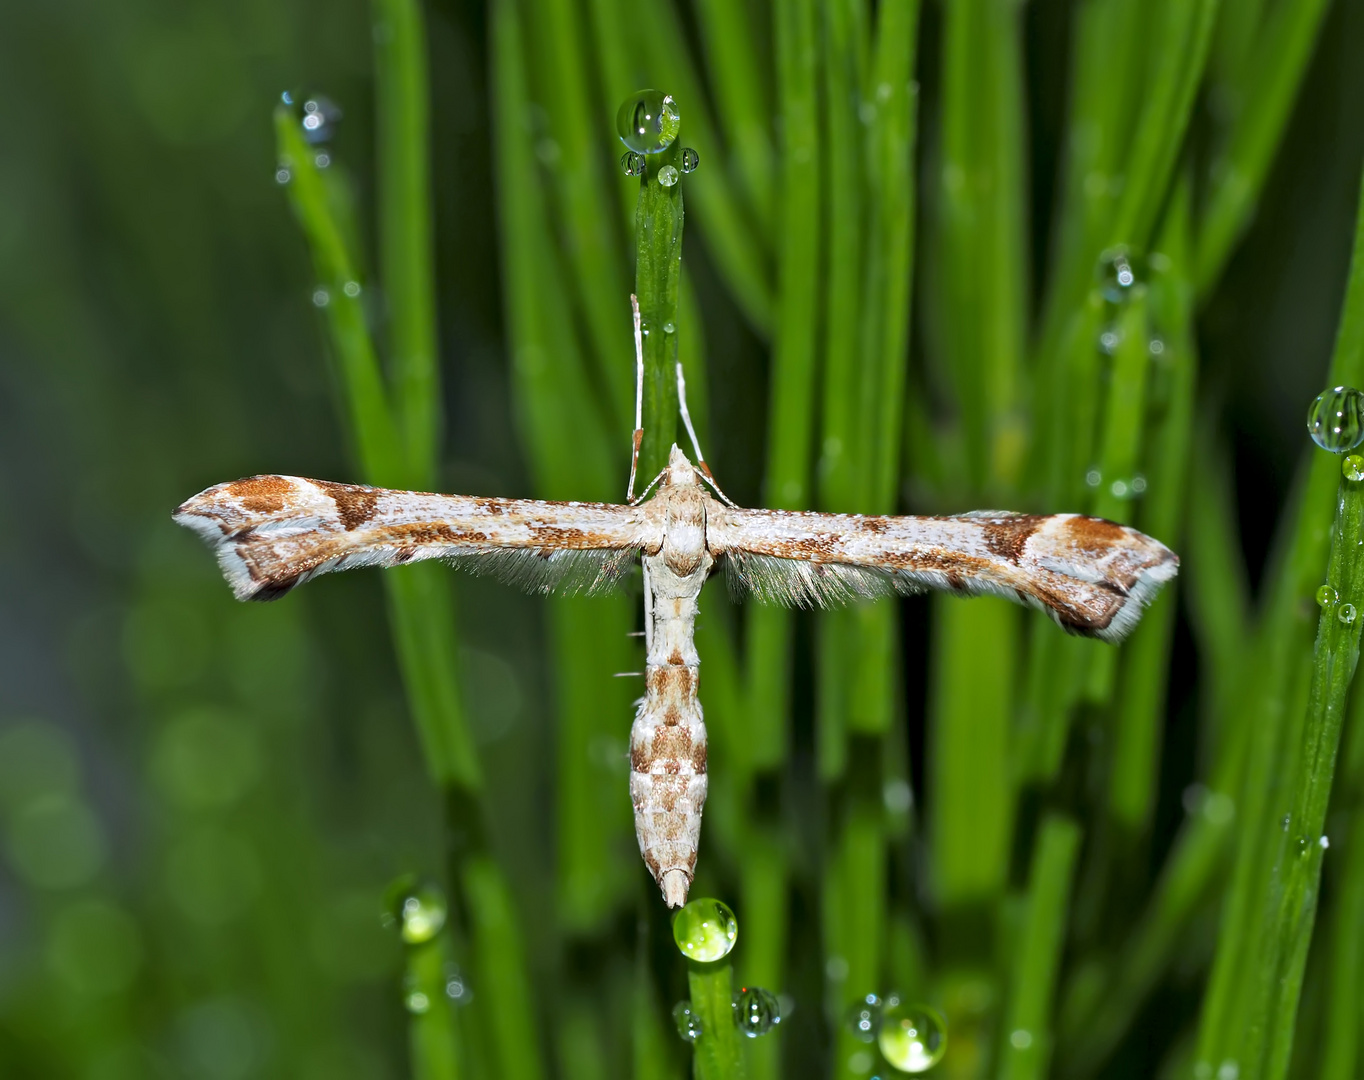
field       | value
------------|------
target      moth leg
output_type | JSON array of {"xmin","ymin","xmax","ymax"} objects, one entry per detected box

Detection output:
[
  {"xmin": 627, "ymin": 293, "xmax": 645, "ymax": 503},
  {"xmin": 674, "ymin": 354, "xmax": 736, "ymax": 508}
]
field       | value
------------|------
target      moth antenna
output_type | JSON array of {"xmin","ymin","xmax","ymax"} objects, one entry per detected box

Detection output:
[{"xmin": 627, "ymin": 294, "xmax": 645, "ymax": 502}]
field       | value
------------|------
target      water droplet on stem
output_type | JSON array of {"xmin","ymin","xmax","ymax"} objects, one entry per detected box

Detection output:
[
  {"xmin": 673, "ymin": 1001, "xmax": 702, "ymax": 1042},
  {"xmin": 877, "ymin": 998, "xmax": 946, "ymax": 1074},
  {"xmin": 732, "ymin": 986, "xmax": 781, "ymax": 1037},
  {"xmin": 616, "ymin": 90, "xmax": 680, "ymax": 154},
  {"xmin": 1307, "ymin": 386, "xmax": 1364, "ymax": 453},
  {"xmin": 382, "ymin": 875, "xmax": 447, "ymax": 945},
  {"xmin": 672, "ymin": 897, "xmax": 737, "ymax": 961},
  {"xmin": 657, "ymin": 165, "xmax": 679, "ymax": 188}
]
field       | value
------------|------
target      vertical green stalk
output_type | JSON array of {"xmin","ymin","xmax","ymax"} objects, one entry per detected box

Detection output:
[
  {"xmin": 1257, "ymin": 459, "xmax": 1364, "ymax": 1078},
  {"xmin": 1195, "ymin": 0, "xmax": 1332, "ymax": 293},
  {"xmin": 407, "ymin": 934, "xmax": 461, "ymax": 1080},
  {"xmin": 633, "ymin": 140, "xmax": 684, "ymax": 486},
  {"xmin": 999, "ymin": 816, "xmax": 1081, "ymax": 1080},
  {"xmin": 1197, "ymin": 164, "xmax": 1364, "ymax": 1080},
  {"xmin": 373, "ymin": 0, "xmax": 439, "ymax": 483},
  {"xmin": 687, "ymin": 955, "xmax": 747, "ymax": 1080}
]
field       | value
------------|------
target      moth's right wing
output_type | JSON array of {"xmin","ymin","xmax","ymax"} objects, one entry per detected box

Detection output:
[
  {"xmin": 174, "ymin": 475, "xmax": 654, "ymax": 601},
  {"xmin": 706, "ymin": 504, "xmax": 1178, "ymax": 643}
]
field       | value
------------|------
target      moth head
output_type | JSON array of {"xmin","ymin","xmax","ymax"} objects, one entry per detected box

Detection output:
[{"xmin": 666, "ymin": 444, "xmax": 698, "ymax": 486}]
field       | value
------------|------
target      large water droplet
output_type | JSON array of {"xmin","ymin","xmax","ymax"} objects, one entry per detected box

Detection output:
[
  {"xmin": 732, "ymin": 986, "xmax": 781, "ymax": 1038},
  {"xmin": 1307, "ymin": 387, "xmax": 1364, "ymax": 453},
  {"xmin": 846, "ymin": 994, "xmax": 883, "ymax": 1042},
  {"xmin": 1096, "ymin": 247, "xmax": 1143, "ymax": 303},
  {"xmin": 673, "ymin": 1001, "xmax": 702, "ymax": 1043},
  {"xmin": 657, "ymin": 165, "xmax": 680, "ymax": 188},
  {"xmin": 300, "ymin": 96, "xmax": 342, "ymax": 145},
  {"xmin": 672, "ymin": 897, "xmax": 738, "ymax": 961},
  {"xmin": 620, "ymin": 151, "xmax": 646, "ymax": 177},
  {"xmin": 1339, "ymin": 603, "xmax": 1357, "ymax": 626},
  {"xmin": 877, "ymin": 998, "xmax": 946, "ymax": 1074},
  {"xmin": 616, "ymin": 90, "xmax": 680, "ymax": 154},
  {"xmin": 1345, "ymin": 454, "xmax": 1364, "ymax": 481},
  {"xmin": 1317, "ymin": 585, "xmax": 1338, "ymax": 609},
  {"xmin": 382, "ymin": 875, "xmax": 447, "ymax": 945},
  {"xmin": 681, "ymin": 147, "xmax": 700, "ymax": 173}
]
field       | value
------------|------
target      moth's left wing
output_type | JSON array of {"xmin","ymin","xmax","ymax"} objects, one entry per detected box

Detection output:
[
  {"xmin": 706, "ymin": 504, "xmax": 1178, "ymax": 643},
  {"xmin": 175, "ymin": 475, "xmax": 652, "ymax": 601}
]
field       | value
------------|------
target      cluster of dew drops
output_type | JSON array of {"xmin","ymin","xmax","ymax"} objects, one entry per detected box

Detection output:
[
  {"xmin": 380, "ymin": 876, "xmax": 473, "ymax": 1016},
  {"xmin": 1083, "ymin": 245, "xmax": 1175, "ymax": 501},
  {"xmin": 1308, "ymin": 385, "xmax": 1364, "ymax": 628},
  {"xmin": 275, "ymin": 90, "xmax": 342, "ymax": 185},
  {"xmin": 615, "ymin": 89, "xmax": 699, "ymax": 188},
  {"xmin": 669, "ymin": 899, "xmax": 947, "ymax": 1074}
]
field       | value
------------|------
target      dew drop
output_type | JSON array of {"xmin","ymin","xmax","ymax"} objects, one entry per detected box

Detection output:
[
  {"xmin": 657, "ymin": 165, "xmax": 680, "ymax": 188},
  {"xmin": 846, "ymin": 994, "xmax": 883, "ymax": 1042},
  {"xmin": 877, "ymin": 998, "xmax": 946, "ymax": 1073},
  {"xmin": 1149, "ymin": 337, "xmax": 1166, "ymax": 356},
  {"xmin": 275, "ymin": 166, "xmax": 292, "ymax": 185},
  {"xmin": 343, "ymin": 281, "xmax": 362, "ymax": 298},
  {"xmin": 1096, "ymin": 247, "xmax": 1142, "ymax": 303},
  {"xmin": 1217, "ymin": 1059, "xmax": 1240, "ymax": 1080},
  {"xmin": 403, "ymin": 974, "xmax": 431, "ymax": 1014},
  {"xmin": 663, "ymin": 322, "xmax": 676, "ymax": 334},
  {"xmin": 1098, "ymin": 328, "xmax": 1122, "ymax": 355},
  {"xmin": 300, "ymin": 95, "xmax": 343, "ymax": 145},
  {"xmin": 1009, "ymin": 1029, "xmax": 1033, "ymax": 1049},
  {"xmin": 281, "ymin": 90, "xmax": 295, "ymax": 106},
  {"xmin": 672, "ymin": 897, "xmax": 738, "ymax": 961},
  {"xmin": 616, "ymin": 90, "xmax": 680, "ymax": 155},
  {"xmin": 312, "ymin": 288, "xmax": 330, "ymax": 308},
  {"xmin": 673, "ymin": 1001, "xmax": 702, "ymax": 1043},
  {"xmin": 1339, "ymin": 603, "xmax": 1357, "ymax": 626},
  {"xmin": 1307, "ymin": 386, "xmax": 1364, "ymax": 453},
  {"xmin": 681, "ymin": 147, "xmax": 700, "ymax": 173},
  {"xmin": 444, "ymin": 964, "xmax": 473, "ymax": 1006},
  {"xmin": 315, "ymin": 152, "xmax": 331, "ymax": 169},
  {"xmin": 382, "ymin": 875, "xmax": 447, "ymax": 945},
  {"xmin": 1085, "ymin": 468, "xmax": 1102, "ymax": 488},
  {"xmin": 1317, "ymin": 585, "xmax": 1338, "ymax": 609},
  {"xmin": 1345, "ymin": 454, "xmax": 1364, "ymax": 482},
  {"xmin": 620, "ymin": 151, "xmax": 647, "ymax": 177},
  {"xmin": 1320, "ymin": 835, "xmax": 1331, "ymax": 850},
  {"xmin": 1130, "ymin": 474, "xmax": 1147, "ymax": 494},
  {"xmin": 1110, "ymin": 479, "xmax": 1129, "ymax": 498},
  {"xmin": 732, "ymin": 986, "xmax": 781, "ymax": 1038},
  {"xmin": 1282, "ymin": 813, "xmax": 1292, "ymax": 831},
  {"xmin": 1296, "ymin": 836, "xmax": 1311, "ymax": 857}
]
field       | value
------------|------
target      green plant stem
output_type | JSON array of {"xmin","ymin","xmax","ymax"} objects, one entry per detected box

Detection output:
[
  {"xmin": 691, "ymin": 0, "xmax": 774, "ymax": 242},
  {"xmin": 1197, "ymin": 164, "xmax": 1364, "ymax": 1079},
  {"xmin": 524, "ymin": 0, "xmax": 633, "ymax": 433},
  {"xmin": 634, "ymin": 0, "xmax": 773, "ymax": 334},
  {"xmin": 687, "ymin": 956, "xmax": 747, "ymax": 1080},
  {"xmin": 408, "ymin": 937, "xmax": 461, "ymax": 1080},
  {"xmin": 1257, "ymin": 464, "xmax": 1364, "ymax": 1077},
  {"xmin": 633, "ymin": 142, "xmax": 684, "ymax": 486},
  {"xmin": 372, "ymin": 0, "xmax": 440, "ymax": 483},
  {"xmin": 999, "ymin": 815, "xmax": 1081, "ymax": 1080},
  {"xmin": 1195, "ymin": 0, "xmax": 1332, "ymax": 294}
]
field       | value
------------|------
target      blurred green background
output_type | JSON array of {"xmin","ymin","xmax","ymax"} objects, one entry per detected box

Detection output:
[{"xmin": 3, "ymin": 1, "xmax": 1364, "ymax": 1078}]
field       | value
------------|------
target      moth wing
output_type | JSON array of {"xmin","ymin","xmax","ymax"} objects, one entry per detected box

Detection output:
[
  {"xmin": 174, "ymin": 475, "xmax": 653, "ymax": 601},
  {"xmin": 706, "ymin": 504, "xmax": 1177, "ymax": 642}
]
